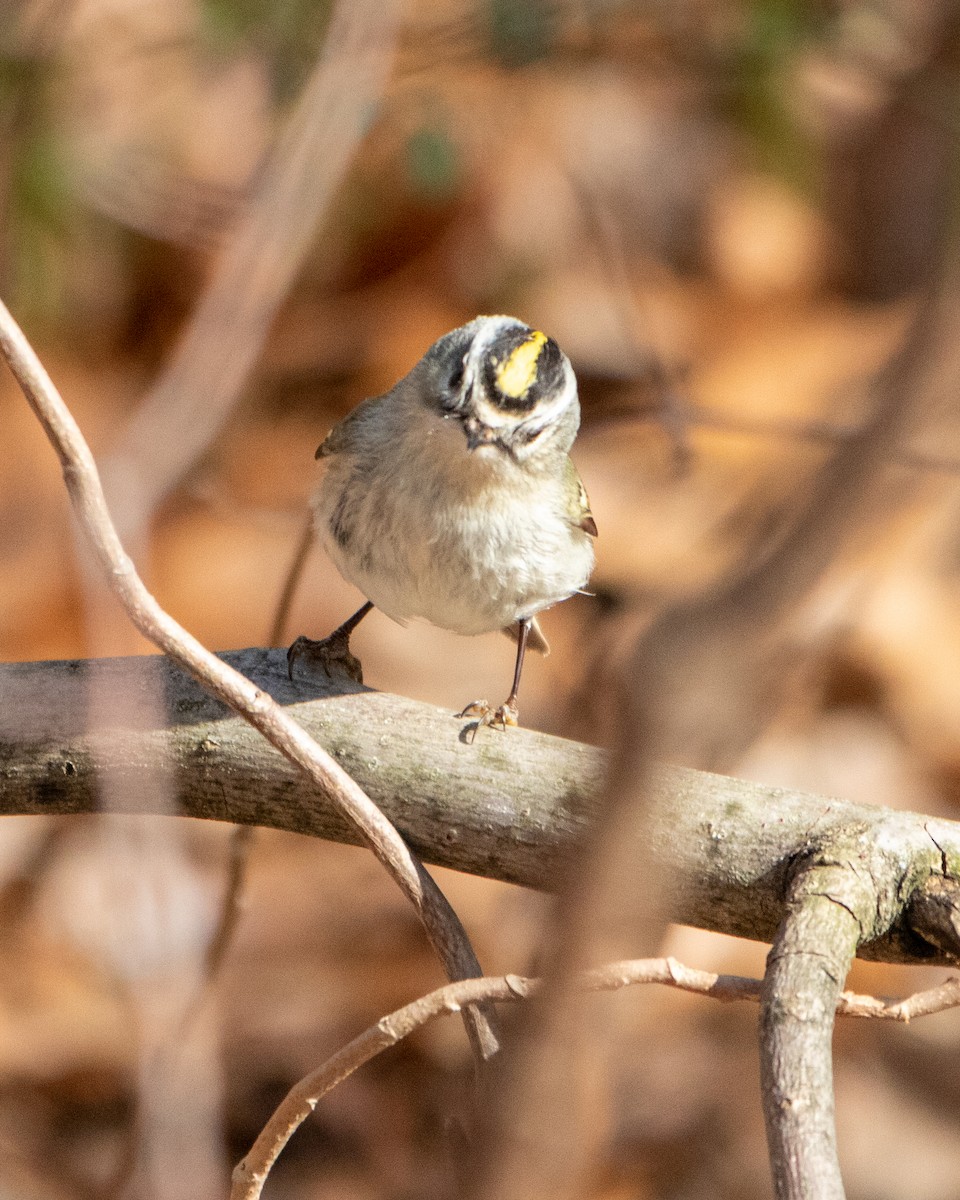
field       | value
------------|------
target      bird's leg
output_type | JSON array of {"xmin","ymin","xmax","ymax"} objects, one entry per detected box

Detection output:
[
  {"xmin": 287, "ymin": 601, "xmax": 374, "ymax": 684},
  {"xmin": 458, "ymin": 617, "xmax": 531, "ymax": 731},
  {"xmin": 499, "ymin": 616, "xmax": 530, "ymax": 725}
]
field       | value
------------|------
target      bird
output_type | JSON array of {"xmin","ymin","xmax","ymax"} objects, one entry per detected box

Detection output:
[{"xmin": 287, "ymin": 315, "xmax": 597, "ymax": 731}]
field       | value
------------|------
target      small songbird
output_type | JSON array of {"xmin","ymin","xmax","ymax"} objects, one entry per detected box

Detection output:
[{"xmin": 288, "ymin": 315, "xmax": 597, "ymax": 730}]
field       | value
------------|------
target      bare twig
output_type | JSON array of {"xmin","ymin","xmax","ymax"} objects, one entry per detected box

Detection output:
[
  {"xmin": 570, "ymin": 173, "xmax": 692, "ymax": 465},
  {"xmin": 231, "ymin": 956, "xmax": 960, "ymax": 1200},
  {"xmin": 269, "ymin": 512, "xmax": 315, "ymax": 647},
  {"xmin": 837, "ymin": 974, "xmax": 960, "ymax": 1020},
  {"xmin": 204, "ymin": 511, "xmax": 317, "ymax": 1024},
  {"xmin": 0, "ymin": 297, "xmax": 499, "ymax": 1062},
  {"xmin": 205, "ymin": 824, "xmax": 255, "ymax": 982},
  {"xmin": 182, "ymin": 512, "xmax": 315, "ymax": 1033},
  {"xmin": 662, "ymin": 401, "xmax": 960, "ymax": 482},
  {"xmin": 174, "ymin": 823, "xmax": 257, "ymax": 1043}
]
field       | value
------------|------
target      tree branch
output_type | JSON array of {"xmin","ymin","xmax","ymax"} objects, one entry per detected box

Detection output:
[
  {"xmin": 760, "ymin": 858, "xmax": 866, "ymax": 1200},
  {"xmin": 2, "ymin": 649, "xmax": 959, "ymax": 968},
  {"xmin": 230, "ymin": 956, "xmax": 960, "ymax": 1200}
]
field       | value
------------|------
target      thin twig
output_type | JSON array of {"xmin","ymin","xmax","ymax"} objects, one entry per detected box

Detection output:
[
  {"xmin": 204, "ymin": 824, "xmax": 255, "ymax": 982},
  {"xmin": 269, "ymin": 512, "xmax": 315, "ymax": 647},
  {"xmin": 183, "ymin": 511, "xmax": 314, "ymax": 1031},
  {"xmin": 231, "ymin": 956, "xmax": 960, "ymax": 1200},
  {"xmin": 0, "ymin": 297, "xmax": 499, "ymax": 1063},
  {"xmin": 183, "ymin": 513, "xmax": 313, "ymax": 1031},
  {"xmin": 570, "ymin": 172, "xmax": 693, "ymax": 466},
  {"xmin": 204, "ymin": 509, "xmax": 316, "ymax": 1037},
  {"xmin": 666, "ymin": 402, "xmax": 960, "ymax": 482},
  {"xmin": 174, "ymin": 824, "xmax": 257, "ymax": 1043}
]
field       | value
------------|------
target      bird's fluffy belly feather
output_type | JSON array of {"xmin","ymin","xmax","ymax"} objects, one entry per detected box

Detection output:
[{"xmin": 313, "ymin": 439, "xmax": 593, "ymax": 636}]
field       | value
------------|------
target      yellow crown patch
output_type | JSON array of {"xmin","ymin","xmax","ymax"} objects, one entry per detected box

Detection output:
[{"xmin": 494, "ymin": 330, "xmax": 547, "ymax": 399}]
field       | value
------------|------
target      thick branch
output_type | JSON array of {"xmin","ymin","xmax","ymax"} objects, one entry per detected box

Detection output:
[
  {"xmin": 2, "ymin": 650, "xmax": 959, "ymax": 967},
  {"xmin": 760, "ymin": 858, "xmax": 870, "ymax": 1200}
]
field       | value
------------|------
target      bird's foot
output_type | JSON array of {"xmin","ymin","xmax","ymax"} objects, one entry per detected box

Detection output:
[
  {"xmin": 456, "ymin": 698, "xmax": 519, "ymax": 735},
  {"xmin": 287, "ymin": 631, "xmax": 363, "ymax": 685}
]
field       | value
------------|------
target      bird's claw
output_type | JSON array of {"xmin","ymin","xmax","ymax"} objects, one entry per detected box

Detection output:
[
  {"xmin": 287, "ymin": 632, "xmax": 364, "ymax": 685},
  {"xmin": 456, "ymin": 699, "xmax": 520, "ymax": 735}
]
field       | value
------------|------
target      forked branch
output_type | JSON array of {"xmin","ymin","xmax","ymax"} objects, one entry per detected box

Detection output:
[{"xmin": 231, "ymin": 957, "xmax": 960, "ymax": 1200}]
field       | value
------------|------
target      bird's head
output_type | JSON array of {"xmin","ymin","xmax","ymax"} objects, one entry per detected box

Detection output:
[{"xmin": 416, "ymin": 315, "xmax": 580, "ymax": 463}]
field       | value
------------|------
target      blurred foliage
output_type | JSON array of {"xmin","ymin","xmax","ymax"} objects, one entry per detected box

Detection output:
[
  {"xmin": 0, "ymin": 0, "xmax": 862, "ymax": 328},
  {"xmin": 487, "ymin": 0, "xmax": 558, "ymax": 66},
  {"xmin": 0, "ymin": 48, "xmax": 75, "ymax": 322},
  {"xmin": 724, "ymin": 0, "xmax": 823, "ymax": 188},
  {"xmin": 405, "ymin": 121, "xmax": 461, "ymax": 199},
  {"xmin": 199, "ymin": 0, "xmax": 336, "ymax": 100}
]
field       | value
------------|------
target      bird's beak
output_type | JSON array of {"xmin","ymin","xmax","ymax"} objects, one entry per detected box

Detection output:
[{"xmin": 463, "ymin": 417, "xmax": 493, "ymax": 452}]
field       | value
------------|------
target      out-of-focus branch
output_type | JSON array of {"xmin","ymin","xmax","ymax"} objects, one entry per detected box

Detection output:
[
  {"xmin": 99, "ymin": 0, "xmax": 404, "ymax": 531},
  {"xmin": 231, "ymin": 957, "xmax": 960, "ymax": 1200},
  {"xmin": 468, "ymin": 194, "xmax": 958, "ymax": 1195},
  {"xmin": 0, "ymin": 296, "xmax": 498, "ymax": 1063},
  {"xmin": 617, "ymin": 219, "xmax": 956, "ymax": 1200},
  {"xmin": 589, "ymin": 400, "xmax": 960, "ymax": 482}
]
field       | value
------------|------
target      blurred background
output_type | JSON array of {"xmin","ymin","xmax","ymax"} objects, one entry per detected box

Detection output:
[{"xmin": 2, "ymin": 0, "xmax": 960, "ymax": 1196}]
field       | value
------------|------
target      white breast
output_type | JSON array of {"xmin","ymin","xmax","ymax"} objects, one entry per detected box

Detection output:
[{"xmin": 313, "ymin": 415, "xmax": 594, "ymax": 636}]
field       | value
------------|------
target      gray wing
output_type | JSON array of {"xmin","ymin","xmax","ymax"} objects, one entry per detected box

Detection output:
[{"xmin": 315, "ymin": 393, "xmax": 389, "ymax": 459}]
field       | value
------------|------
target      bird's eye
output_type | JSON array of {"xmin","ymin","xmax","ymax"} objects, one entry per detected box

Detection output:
[{"xmin": 447, "ymin": 360, "xmax": 464, "ymax": 393}]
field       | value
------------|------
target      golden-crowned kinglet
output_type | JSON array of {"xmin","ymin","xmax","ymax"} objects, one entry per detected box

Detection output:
[{"xmin": 288, "ymin": 315, "xmax": 597, "ymax": 730}]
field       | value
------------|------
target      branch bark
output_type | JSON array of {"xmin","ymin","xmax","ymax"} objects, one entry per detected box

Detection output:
[
  {"xmin": 760, "ymin": 858, "xmax": 866, "ymax": 1200},
  {"xmin": 2, "ymin": 649, "xmax": 960, "ymax": 968}
]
